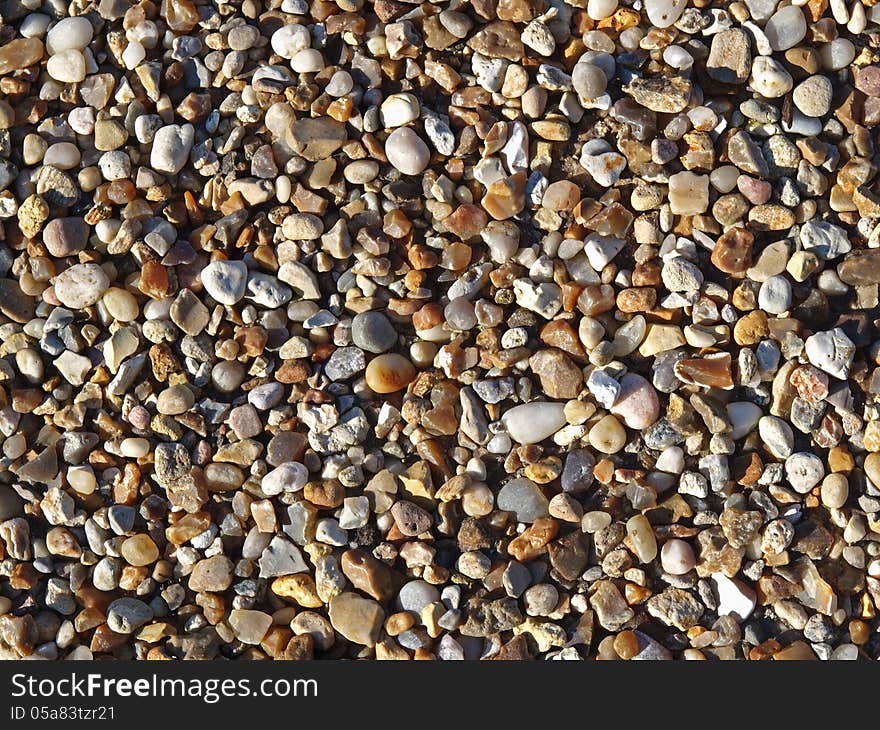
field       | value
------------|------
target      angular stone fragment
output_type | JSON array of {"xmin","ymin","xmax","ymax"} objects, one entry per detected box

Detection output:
[
  {"xmin": 287, "ymin": 117, "xmax": 347, "ymax": 161},
  {"xmin": 623, "ymin": 76, "xmax": 692, "ymax": 113},
  {"xmin": 707, "ymin": 29, "xmax": 751, "ymax": 83}
]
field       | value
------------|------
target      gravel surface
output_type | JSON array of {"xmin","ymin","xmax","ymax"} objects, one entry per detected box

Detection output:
[{"xmin": 0, "ymin": 0, "xmax": 879, "ymax": 661}]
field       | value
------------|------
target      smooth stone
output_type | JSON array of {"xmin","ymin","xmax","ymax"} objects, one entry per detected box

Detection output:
[
  {"xmin": 821, "ymin": 473, "xmax": 848, "ymax": 509},
  {"xmin": 156, "ymin": 384, "xmax": 195, "ymax": 415},
  {"xmin": 329, "ymin": 593, "xmax": 385, "ymax": 646},
  {"xmin": 668, "ymin": 172, "xmax": 709, "ymax": 215},
  {"xmin": 385, "ymin": 127, "xmax": 430, "ymax": 175},
  {"xmin": 727, "ymin": 401, "xmax": 763, "ymax": 440},
  {"xmin": 588, "ymin": 414, "xmax": 627, "ymax": 454},
  {"xmin": 106, "ymin": 598, "xmax": 153, "ymax": 634},
  {"xmin": 758, "ymin": 275, "xmax": 792, "ymax": 314},
  {"xmin": 229, "ymin": 609, "xmax": 272, "ymax": 644},
  {"xmin": 610, "ymin": 373, "xmax": 660, "ymax": 429},
  {"xmin": 365, "ymin": 354, "xmax": 416, "ymax": 393},
  {"xmin": 380, "ymin": 92, "xmax": 420, "ymax": 128},
  {"xmin": 46, "ymin": 17, "xmax": 93, "ymax": 53},
  {"xmin": 497, "ymin": 477, "xmax": 550, "ymax": 523},
  {"xmin": 758, "ymin": 415, "xmax": 794, "ymax": 458},
  {"xmin": 351, "ymin": 311, "xmax": 397, "ymax": 353},
  {"xmin": 572, "ymin": 62, "xmax": 607, "ymax": 101},
  {"xmin": 262, "ymin": 462, "xmax": 308, "ymax": 496},
  {"xmin": 661, "ymin": 539, "xmax": 695, "ymax": 575},
  {"xmin": 626, "ymin": 514, "xmax": 657, "ymax": 563},
  {"xmin": 644, "ymin": 0, "xmax": 688, "ymax": 28},
  {"xmin": 764, "ymin": 6, "xmax": 807, "ymax": 51},
  {"xmin": 750, "ymin": 56, "xmax": 793, "ymax": 97},
  {"xmin": 47, "ymin": 49, "xmax": 86, "ymax": 82},
  {"xmin": 43, "ymin": 217, "xmax": 89, "ymax": 257},
  {"xmin": 502, "ymin": 402, "xmax": 566, "ymax": 444},
  {"xmin": 397, "ymin": 580, "xmax": 441, "ymax": 614},
  {"xmin": 170, "ymin": 288, "xmax": 209, "ymax": 335}
]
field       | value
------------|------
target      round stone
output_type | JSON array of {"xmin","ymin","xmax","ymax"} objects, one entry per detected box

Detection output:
[
  {"xmin": 750, "ymin": 56, "xmax": 793, "ymax": 98},
  {"xmin": 820, "ymin": 473, "xmax": 848, "ymax": 510},
  {"xmin": 661, "ymin": 539, "xmax": 695, "ymax": 575},
  {"xmin": 53, "ymin": 263, "xmax": 110, "ymax": 309},
  {"xmin": 271, "ymin": 23, "xmax": 310, "ymax": 58},
  {"xmin": 229, "ymin": 609, "xmax": 272, "ymax": 645},
  {"xmin": 497, "ymin": 477, "xmax": 550, "ymax": 523},
  {"xmin": 351, "ymin": 311, "xmax": 397, "ymax": 353},
  {"xmin": 106, "ymin": 598, "xmax": 153, "ymax": 634},
  {"xmin": 587, "ymin": 0, "xmax": 618, "ymax": 19},
  {"xmin": 764, "ymin": 5, "xmax": 807, "ymax": 51},
  {"xmin": 156, "ymin": 384, "xmax": 195, "ymax": 415},
  {"xmin": 380, "ymin": 93, "xmax": 420, "ymax": 128},
  {"xmin": 102, "ymin": 288, "xmax": 139, "ymax": 321},
  {"xmin": 365, "ymin": 353, "xmax": 416, "ymax": 393},
  {"xmin": 758, "ymin": 274, "xmax": 792, "ymax": 314},
  {"xmin": 121, "ymin": 534, "xmax": 159, "ymax": 566},
  {"xmin": 502, "ymin": 402, "xmax": 567, "ymax": 444},
  {"xmin": 262, "ymin": 462, "xmax": 309, "ymax": 496},
  {"xmin": 572, "ymin": 62, "xmax": 607, "ymax": 101},
  {"xmin": 384, "ymin": 127, "xmax": 430, "ymax": 175},
  {"xmin": 758, "ymin": 415, "xmax": 794, "ymax": 458},
  {"xmin": 785, "ymin": 452, "xmax": 825, "ymax": 494},
  {"xmin": 43, "ymin": 217, "xmax": 89, "ymax": 257},
  {"xmin": 644, "ymin": 0, "xmax": 687, "ymax": 28},
  {"xmin": 610, "ymin": 373, "xmax": 660, "ymax": 429},
  {"xmin": 150, "ymin": 124, "xmax": 195, "ymax": 175},
  {"xmin": 589, "ymin": 414, "xmax": 627, "ymax": 454}
]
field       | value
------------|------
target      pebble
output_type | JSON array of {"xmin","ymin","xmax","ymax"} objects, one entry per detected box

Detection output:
[
  {"xmin": 46, "ymin": 17, "xmax": 93, "ymax": 53},
  {"xmin": 792, "ymin": 76, "xmax": 833, "ymax": 118},
  {"xmin": 610, "ymin": 374, "xmax": 660, "ymax": 429},
  {"xmin": 385, "ymin": 128, "xmax": 430, "ymax": 175},
  {"xmin": 712, "ymin": 573, "xmax": 756, "ymax": 621},
  {"xmin": 502, "ymin": 402, "xmax": 567, "ymax": 444},
  {"xmin": 0, "ymin": 0, "xmax": 873, "ymax": 665},
  {"xmin": 497, "ymin": 478, "xmax": 550, "ymax": 523},
  {"xmin": 53, "ymin": 264, "xmax": 109, "ymax": 309},
  {"xmin": 43, "ymin": 218, "xmax": 89, "ymax": 257},
  {"xmin": 660, "ymin": 539, "xmax": 695, "ymax": 575},
  {"xmin": 150, "ymin": 124, "xmax": 194, "ymax": 175},
  {"xmin": 201, "ymin": 260, "xmax": 248, "ymax": 305},
  {"xmin": 351, "ymin": 311, "xmax": 397, "ymax": 353},
  {"xmin": 365, "ymin": 354, "xmax": 416, "ymax": 393}
]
